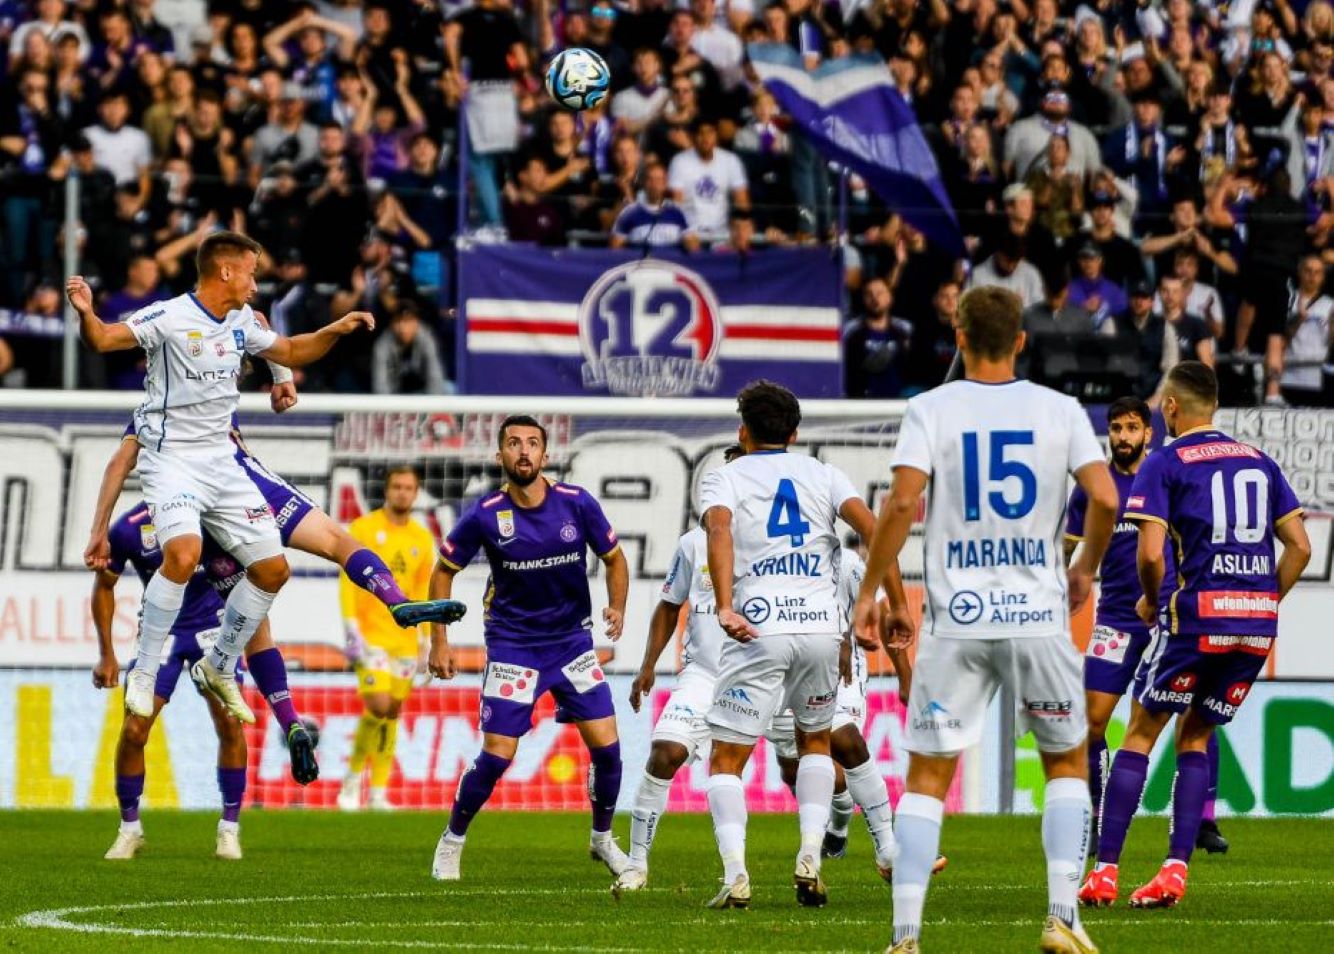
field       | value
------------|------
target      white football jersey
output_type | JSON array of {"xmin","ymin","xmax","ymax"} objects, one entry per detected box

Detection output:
[
  {"xmin": 836, "ymin": 547, "xmax": 868, "ymax": 678},
  {"xmin": 126, "ymin": 294, "xmax": 277, "ymax": 453},
  {"xmin": 698, "ymin": 450, "xmax": 858, "ymax": 637},
  {"xmin": 660, "ymin": 527, "xmax": 725, "ymax": 676},
  {"xmin": 892, "ymin": 380, "xmax": 1104, "ymax": 640}
]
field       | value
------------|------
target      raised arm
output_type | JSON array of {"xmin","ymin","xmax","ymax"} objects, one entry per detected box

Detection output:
[
  {"xmin": 259, "ymin": 310, "xmax": 375, "ymax": 368},
  {"xmin": 65, "ymin": 277, "xmax": 139, "ymax": 353}
]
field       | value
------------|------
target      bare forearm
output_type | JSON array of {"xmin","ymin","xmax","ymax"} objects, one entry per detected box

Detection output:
[
  {"xmin": 705, "ymin": 518, "xmax": 736, "ymax": 611},
  {"xmin": 880, "ymin": 559, "xmax": 909, "ymax": 612},
  {"xmin": 604, "ymin": 550, "xmax": 629, "ymax": 613},
  {"xmin": 91, "ymin": 578, "xmax": 118, "ymax": 657},
  {"xmin": 639, "ymin": 601, "xmax": 679, "ymax": 672},
  {"xmin": 1138, "ymin": 552, "xmax": 1165, "ymax": 607},
  {"xmin": 1073, "ymin": 496, "xmax": 1116, "ymax": 575},
  {"xmin": 429, "ymin": 564, "xmax": 456, "ymax": 647},
  {"xmin": 1277, "ymin": 550, "xmax": 1306, "ymax": 599},
  {"xmin": 860, "ymin": 495, "xmax": 915, "ymax": 605},
  {"xmin": 275, "ymin": 327, "xmax": 341, "ymax": 367},
  {"xmin": 91, "ymin": 441, "xmax": 137, "ymax": 533}
]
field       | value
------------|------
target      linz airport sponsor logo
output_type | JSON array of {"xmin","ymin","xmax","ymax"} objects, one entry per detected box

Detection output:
[
  {"xmin": 577, "ymin": 260, "xmax": 723, "ymax": 397},
  {"xmin": 950, "ymin": 589, "xmax": 1054, "ymax": 626}
]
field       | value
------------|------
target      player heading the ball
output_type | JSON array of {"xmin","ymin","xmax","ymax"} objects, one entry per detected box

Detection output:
[
  {"xmin": 428, "ymin": 415, "xmax": 631, "ymax": 882},
  {"xmin": 854, "ymin": 286, "xmax": 1120, "ymax": 954}
]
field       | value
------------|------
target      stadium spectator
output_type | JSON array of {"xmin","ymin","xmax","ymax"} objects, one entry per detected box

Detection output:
[
  {"xmin": 8, "ymin": 0, "xmax": 89, "ymax": 63},
  {"xmin": 1069, "ymin": 189, "xmax": 1145, "ymax": 290},
  {"xmin": 371, "ymin": 300, "xmax": 452, "ymax": 395},
  {"xmin": 978, "ymin": 184, "xmax": 1059, "ymax": 279},
  {"xmin": 1276, "ymin": 255, "xmax": 1334, "ymax": 406},
  {"xmin": 611, "ymin": 48, "xmax": 670, "ymax": 135},
  {"xmin": 1, "ymin": 68, "xmax": 63, "ymax": 304},
  {"xmin": 668, "ymin": 119, "xmax": 748, "ymax": 243},
  {"xmin": 250, "ymin": 83, "xmax": 320, "ymax": 186},
  {"xmin": 904, "ymin": 278, "xmax": 961, "ymax": 394},
  {"xmin": 1025, "ymin": 133, "xmax": 1083, "ymax": 241},
  {"xmin": 83, "ymin": 90, "xmax": 152, "ymax": 212},
  {"xmin": 1066, "ymin": 243, "xmax": 1124, "ymax": 334},
  {"xmin": 505, "ymin": 156, "xmax": 566, "ymax": 246},
  {"xmin": 610, "ymin": 160, "xmax": 696, "ymax": 250},
  {"xmin": 262, "ymin": 8, "xmax": 358, "ymax": 122},
  {"xmin": 968, "ymin": 233, "xmax": 1044, "ymax": 310},
  {"xmin": 1165, "ymin": 247, "xmax": 1225, "ymax": 340},
  {"xmin": 732, "ymin": 89, "xmax": 794, "ymax": 234},
  {"xmin": 1003, "ymin": 88, "xmax": 1100, "ymax": 183},
  {"xmin": 444, "ymin": 0, "xmax": 526, "ymax": 229},
  {"xmin": 1023, "ymin": 269, "xmax": 1095, "ymax": 342},
  {"xmin": 1115, "ymin": 279, "xmax": 1169, "ymax": 400},
  {"xmin": 99, "ymin": 255, "xmax": 164, "ymax": 390},
  {"xmin": 1157, "ymin": 273, "xmax": 1215, "ymax": 370},
  {"xmin": 1102, "ymin": 88, "xmax": 1183, "ymax": 224},
  {"xmin": 843, "ymin": 277, "xmax": 913, "ymax": 398}
]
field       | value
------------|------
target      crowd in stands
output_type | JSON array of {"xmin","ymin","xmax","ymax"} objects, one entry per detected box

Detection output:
[{"xmin": 0, "ymin": 0, "xmax": 1332, "ymax": 405}]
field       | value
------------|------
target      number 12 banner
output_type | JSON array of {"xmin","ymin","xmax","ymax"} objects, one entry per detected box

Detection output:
[{"xmin": 457, "ymin": 244, "xmax": 843, "ymax": 397}]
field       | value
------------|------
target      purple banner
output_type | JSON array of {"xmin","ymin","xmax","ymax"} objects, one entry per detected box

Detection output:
[{"xmin": 458, "ymin": 245, "xmax": 843, "ymax": 397}]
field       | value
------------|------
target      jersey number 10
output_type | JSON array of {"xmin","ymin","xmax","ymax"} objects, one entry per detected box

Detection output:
[
  {"xmin": 961, "ymin": 430, "xmax": 1037, "ymax": 522},
  {"xmin": 1210, "ymin": 468, "xmax": 1269, "ymax": 544}
]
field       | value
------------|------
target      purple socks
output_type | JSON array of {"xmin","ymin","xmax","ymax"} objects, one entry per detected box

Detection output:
[
  {"xmin": 448, "ymin": 751, "xmax": 511, "ymax": 837},
  {"xmin": 1168, "ymin": 751, "xmax": 1210, "ymax": 862},
  {"xmin": 344, "ymin": 548, "xmax": 409, "ymax": 606},
  {"xmin": 1097, "ymin": 749, "xmax": 1149, "ymax": 865},
  {"xmin": 116, "ymin": 773, "xmax": 144, "ymax": 824},
  {"xmin": 588, "ymin": 742, "xmax": 623, "ymax": 834},
  {"xmin": 1203, "ymin": 733, "xmax": 1220, "ymax": 822},
  {"xmin": 218, "ymin": 767, "xmax": 247, "ymax": 823},
  {"xmin": 1088, "ymin": 735, "xmax": 1109, "ymax": 820},
  {"xmin": 247, "ymin": 648, "xmax": 300, "ymax": 733}
]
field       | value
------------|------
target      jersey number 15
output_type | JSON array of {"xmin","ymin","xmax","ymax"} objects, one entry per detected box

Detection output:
[{"xmin": 962, "ymin": 430, "xmax": 1037, "ymax": 522}]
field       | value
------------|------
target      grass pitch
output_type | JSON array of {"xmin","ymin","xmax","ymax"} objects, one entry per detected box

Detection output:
[{"xmin": 0, "ymin": 811, "xmax": 1329, "ymax": 952}]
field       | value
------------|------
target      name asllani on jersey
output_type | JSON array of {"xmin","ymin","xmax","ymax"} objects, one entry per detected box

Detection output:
[{"xmin": 946, "ymin": 536, "xmax": 1047, "ymax": 568}]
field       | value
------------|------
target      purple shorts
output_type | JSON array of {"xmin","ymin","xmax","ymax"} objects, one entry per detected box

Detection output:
[
  {"xmin": 131, "ymin": 632, "xmax": 244, "ymax": 704},
  {"xmin": 478, "ymin": 633, "xmax": 614, "ymax": 738},
  {"xmin": 236, "ymin": 450, "xmax": 315, "ymax": 546},
  {"xmin": 1084, "ymin": 622, "xmax": 1153, "ymax": 696},
  {"xmin": 1133, "ymin": 631, "xmax": 1270, "ymax": 725}
]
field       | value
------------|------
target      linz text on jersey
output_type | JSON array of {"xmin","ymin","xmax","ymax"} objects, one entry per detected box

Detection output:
[
  {"xmin": 946, "ymin": 537, "xmax": 1047, "ymax": 568},
  {"xmin": 750, "ymin": 553, "xmax": 821, "ymax": 577}
]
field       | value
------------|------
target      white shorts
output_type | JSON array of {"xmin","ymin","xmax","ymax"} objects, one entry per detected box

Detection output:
[
  {"xmin": 137, "ymin": 445, "xmax": 283, "ymax": 566},
  {"xmin": 906, "ymin": 633, "xmax": 1086, "ymax": 756},
  {"xmin": 650, "ymin": 665, "xmax": 715, "ymax": 762},
  {"xmin": 765, "ymin": 710, "xmax": 798, "ymax": 760},
  {"xmin": 707, "ymin": 631, "xmax": 841, "ymax": 744},
  {"xmin": 762, "ymin": 673, "xmax": 866, "ymax": 761}
]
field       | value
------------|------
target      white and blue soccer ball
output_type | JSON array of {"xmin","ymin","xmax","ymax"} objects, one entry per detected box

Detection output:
[{"xmin": 545, "ymin": 47, "xmax": 611, "ymax": 112}]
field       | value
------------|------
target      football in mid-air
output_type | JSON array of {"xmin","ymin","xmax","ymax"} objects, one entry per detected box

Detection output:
[{"xmin": 545, "ymin": 47, "xmax": 611, "ymax": 111}]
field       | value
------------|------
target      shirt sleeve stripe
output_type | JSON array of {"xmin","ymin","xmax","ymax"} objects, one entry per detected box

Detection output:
[
  {"xmin": 1275, "ymin": 507, "xmax": 1305, "ymax": 529},
  {"xmin": 1123, "ymin": 512, "xmax": 1168, "ymax": 528},
  {"xmin": 598, "ymin": 542, "xmax": 622, "ymax": 560},
  {"xmin": 437, "ymin": 555, "xmax": 464, "ymax": 572}
]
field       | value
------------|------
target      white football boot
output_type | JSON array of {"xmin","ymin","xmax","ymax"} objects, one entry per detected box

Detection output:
[
  {"xmin": 706, "ymin": 873, "xmax": 751, "ymax": 909},
  {"xmin": 215, "ymin": 823, "xmax": 243, "ymax": 860},
  {"xmin": 104, "ymin": 827, "xmax": 145, "ymax": 860},
  {"xmin": 432, "ymin": 833, "xmax": 464, "ymax": 881},
  {"xmin": 336, "ymin": 775, "xmax": 362, "ymax": 812},
  {"xmin": 589, "ymin": 832, "xmax": 630, "ymax": 876},
  {"xmin": 190, "ymin": 658, "xmax": 254, "ymax": 724},
  {"xmin": 123, "ymin": 669, "xmax": 156, "ymax": 718},
  {"xmin": 368, "ymin": 788, "xmax": 395, "ymax": 811}
]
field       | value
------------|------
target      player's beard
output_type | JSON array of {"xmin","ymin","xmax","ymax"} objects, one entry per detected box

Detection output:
[
  {"xmin": 502, "ymin": 459, "xmax": 541, "ymax": 488},
  {"xmin": 1111, "ymin": 439, "xmax": 1146, "ymax": 470}
]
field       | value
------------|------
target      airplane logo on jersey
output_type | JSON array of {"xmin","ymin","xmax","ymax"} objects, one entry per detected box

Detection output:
[
  {"xmin": 577, "ymin": 260, "xmax": 724, "ymax": 397},
  {"xmin": 742, "ymin": 596, "xmax": 771, "ymax": 624},
  {"xmin": 948, "ymin": 590, "xmax": 984, "ymax": 625}
]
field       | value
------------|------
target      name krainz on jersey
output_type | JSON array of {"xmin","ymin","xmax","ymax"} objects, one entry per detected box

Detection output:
[
  {"xmin": 750, "ymin": 553, "xmax": 822, "ymax": 577},
  {"xmin": 946, "ymin": 536, "xmax": 1048, "ymax": 569}
]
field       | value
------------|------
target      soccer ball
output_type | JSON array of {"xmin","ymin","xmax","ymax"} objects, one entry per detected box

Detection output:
[{"xmin": 545, "ymin": 47, "xmax": 611, "ymax": 112}]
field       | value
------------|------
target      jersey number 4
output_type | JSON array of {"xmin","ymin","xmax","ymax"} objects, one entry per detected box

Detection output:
[
  {"xmin": 962, "ymin": 430, "xmax": 1037, "ymax": 521},
  {"xmin": 767, "ymin": 478, "xmax": 810, "ymax": 546}
]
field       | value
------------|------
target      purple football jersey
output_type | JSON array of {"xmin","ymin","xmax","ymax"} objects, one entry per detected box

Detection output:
[
  {"xmin": 1067, "ymin": 464, "xmax": 1175, "ymax": 631},
  {"xmin": 440, "ymin": 481, "xmax": 620, "ymax": 646},
  {"xmin": 1125, "ymin": 428, "xmax": 1302, "ymax": 640},
  {"xmin": 107, "ymin": 503, "xmax": 224, "ymax": 635}
]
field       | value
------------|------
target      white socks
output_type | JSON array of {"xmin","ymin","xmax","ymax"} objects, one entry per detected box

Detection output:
[
  {"xmin": 795, "ymin": 753, "xmax": 836, "ymax": 860},
  {"xmin": 1043, "ymin": 777, "xmax": 1092, "ymax": 929},
  {"xmin": 844, "ymin": 758, "xmax": 897, "ymax": 865},
  {"xmin": 136, "ymin": 573, "xmax": 186, "ymax": 677},
  {"xmin": 706, "ymin": 774, "xmax": 748, "ymax": 883},
  {"xmin": 892, "ymin": 792, "xmax": 944, "ymax": 945},
  {"xmin": 827, "ymin": 788, "xmax": 855, "ymax": 837},
  {"xmin": 629, "ymin": 771, "xmax": 673, "ymax": 869},
  {"xmin": 209, "ymin": 578, "xmax": 277, "ymax": 673}
]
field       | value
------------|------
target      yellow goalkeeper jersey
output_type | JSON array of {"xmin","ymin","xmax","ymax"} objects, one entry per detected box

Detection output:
[{"xmin": 339, "ymin": 509, "xmax": 437, "ymax": 656}]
